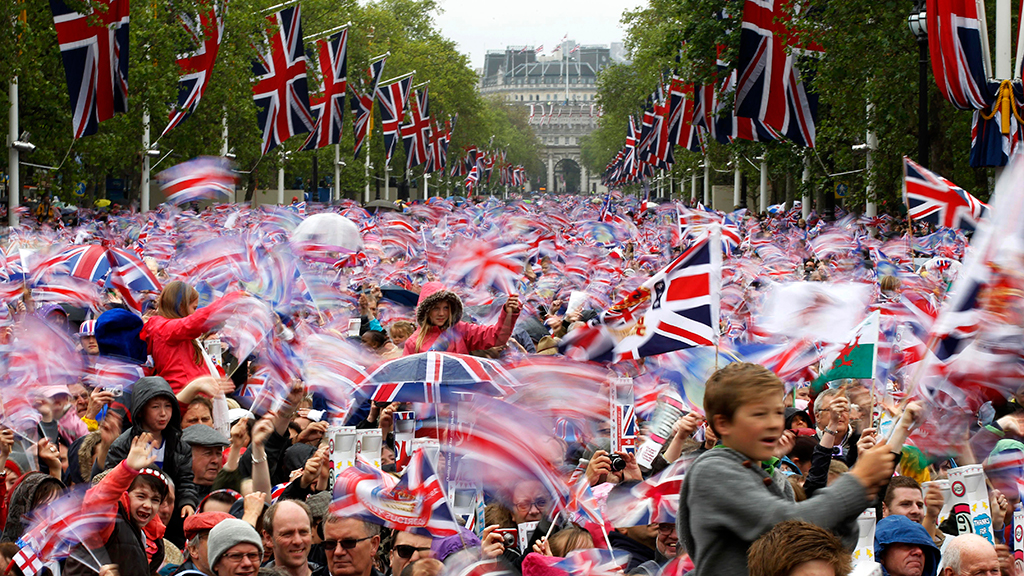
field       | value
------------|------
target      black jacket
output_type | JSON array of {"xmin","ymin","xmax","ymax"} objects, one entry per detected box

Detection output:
[{"xmin": 103, "ymin": 376, "xmax": 198, "ymax": 511}]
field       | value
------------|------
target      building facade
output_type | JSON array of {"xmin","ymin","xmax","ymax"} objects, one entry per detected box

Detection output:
[{"xmin": 479, "ymin": 41, "xmax": 623, "ymax": 195}]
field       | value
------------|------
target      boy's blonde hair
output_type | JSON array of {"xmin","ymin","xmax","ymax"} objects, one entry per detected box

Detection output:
[{"xmin": 704, "ymin": 362, "xmax": 784, "ymax": 436}]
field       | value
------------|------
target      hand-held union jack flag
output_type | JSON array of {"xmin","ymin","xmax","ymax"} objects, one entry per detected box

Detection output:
[
  {"xmin": 302, "ymin": 28, "xmax": 349, "ymax": 151},
  {"xmin": 49, "ymin": 0, "xmax": 130, "ymax": 139},
  {"xmin": 163, "ymin": 2, "xmax": 224, "ymax": 136},
  {"xmin": 903, "ymin": 156, "xmax": 987, "ymax": 232},
  {"xmin": 251, "ymin": 5, "xmax": 315, "ymax": 155},
  {"xmin": 158, "ymin": 156, "xmax": 237, "ymax": 206},
  {"xmin": 330, "ymin": 450, "xmax": 462, "ymax": 537}
]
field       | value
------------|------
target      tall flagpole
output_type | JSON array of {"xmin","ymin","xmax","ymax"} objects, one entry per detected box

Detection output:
[
  {"xmin": 334, "ymin": 144, "xmax": 341, "ymax": 201},
  {"xmin": 141, "ymin": 110, "xmax": 151, "ymax": 213},
  {"xmin": 8, "ymin": 77, "xmax": 19, "ymax": 228}
]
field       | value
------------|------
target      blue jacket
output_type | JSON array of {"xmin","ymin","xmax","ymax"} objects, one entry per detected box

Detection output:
[{"xmin": 874, "ymin": 515, "xmax": 941, "ymax": 576}]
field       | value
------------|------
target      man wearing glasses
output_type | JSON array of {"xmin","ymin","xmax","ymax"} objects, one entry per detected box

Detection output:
[
  {"xmin": 207, "ymin": 518, "xmax": 265, "ymax": 576},
  {"xmin": 322, "ymin": 515, "xmax": 383, "ymax": 576},
  {"xmin": 389, "ymin": 531, "xmax": 433, "ymax": 576},
  {"xmin": 511, "ymin": 480, "xmax": 550, "ymax": 524}
]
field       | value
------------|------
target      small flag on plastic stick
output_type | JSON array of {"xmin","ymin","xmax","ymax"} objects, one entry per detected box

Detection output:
[{"xmin": 158, "ymin": 156, "xmax": 237, "ymax": 206}]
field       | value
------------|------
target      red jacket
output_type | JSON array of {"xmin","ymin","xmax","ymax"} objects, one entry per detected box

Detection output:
[
  {"xmin": 140, "ymin": 292, "xmax": 241, "ymax": 393},
  {"xmin": 84, "ymin": 461, "xmax": 166, "ymax": 559}
]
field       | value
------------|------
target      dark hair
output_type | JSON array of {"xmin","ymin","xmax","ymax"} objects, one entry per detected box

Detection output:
[
  {"xmin": 201, "ymin": 491, "xmax": 241, "ymax": 512},
  {"xmin": 32, "ymin": 481, "xmax": 64, "ymax": 509},
  {"xmin": 188, "ymin": 396, "xmax": 214, "ymax": 415},
  {"xmin": 363, "ymin": 330, "xmax": 388, "ymax": 350},
  {"xmin": 129, "ymin": 472, "xmax": 169, "ymax": 502},
  {"xmin": 883, "ymin": 476, "xmax": 922, "ymax": 510},
  {"xmin": 704, "ymin": 362, "xmax": 783, "ymax": 436},
  {"xmin": 788, "ymin": 436, "xmax": 816, "ymax": 464},
  {"xmin": 748, "ymin": 520, "xmax": 851, "ymax": 576}
]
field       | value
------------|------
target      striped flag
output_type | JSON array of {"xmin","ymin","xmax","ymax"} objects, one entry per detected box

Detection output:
[
  {"xmin": 903, "ymin": 156, "xmax": 987, "ymax": 232},
  {"xmin": 158, "ymin": 156, "xmax": 237, "ymax": 206},
  {"xmin": 331, "ymin": 450, "xmax": 461, "ymax": 537}
]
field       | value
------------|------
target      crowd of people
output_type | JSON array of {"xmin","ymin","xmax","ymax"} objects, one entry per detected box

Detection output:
[{"xmin": 0, "ymin": 191, "xmax": 1019, "ymax": 576}]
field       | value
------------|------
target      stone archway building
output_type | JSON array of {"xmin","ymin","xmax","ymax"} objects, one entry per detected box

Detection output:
[{"xmin": 478, "ymin": 41, "xmax": 627, "ymax": 195}]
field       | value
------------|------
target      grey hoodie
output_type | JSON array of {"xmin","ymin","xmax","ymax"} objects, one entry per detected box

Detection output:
[{"xmin": 676, "ymin": 447, "xmax": 869, "ymax": 576}]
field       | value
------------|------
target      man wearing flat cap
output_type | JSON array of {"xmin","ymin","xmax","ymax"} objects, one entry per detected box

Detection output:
[{"xmin": 183, "ymin": 424, "xmax": 230, "ymax": 502}]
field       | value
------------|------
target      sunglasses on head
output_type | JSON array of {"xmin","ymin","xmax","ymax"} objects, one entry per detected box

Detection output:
[
  {"xmin": 323, "ymin": 536, "xmax": 372, "ymax": 551},
  {"xmin": 394, "ymin": 544, "xmax": 432, "ymax": 559}
]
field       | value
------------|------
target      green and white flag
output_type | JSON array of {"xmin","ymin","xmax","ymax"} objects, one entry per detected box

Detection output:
[{"xmin": 811, "ymin": 310, "xmax": 879, "ymax": 393}]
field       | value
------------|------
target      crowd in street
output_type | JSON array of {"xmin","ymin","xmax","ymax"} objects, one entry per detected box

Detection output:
[{"xmin": 0, "ymin": 193, "xmax": 1019, "ymax": 576}]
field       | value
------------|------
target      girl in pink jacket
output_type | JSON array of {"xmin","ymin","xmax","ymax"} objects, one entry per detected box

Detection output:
[{"xmin": 404, "ymin": 282, "xmax": 521, "ymax": 355}]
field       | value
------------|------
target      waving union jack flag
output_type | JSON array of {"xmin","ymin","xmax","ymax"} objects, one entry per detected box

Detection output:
[
  {"xmin": 352, "ymin": 56, "xmax": 387, "ymax": 159},
  {"xmin": 163, "ymin": 2, "xmax": 224, "ymax": 136},
  {"xmin": 49, "ymin": 0, "xmax": 130, "ymax": 139},
  {"xmin": 252, "ymin": 5, "xmax": 315, "ymax": 155},
  {"xmin": 402, "ymin": 88, "xmax": 432, "ymax": 170},
  {"xmin": 903, "ymin": 156, "xmax": 987, "ymax": 232},
  {"xmin": 376, "ymin": 75, "xmax": 414, "ymax": 166},
  {"xmin": 302, "ymin": 28, "xmax": 349, "ymax": 150}
]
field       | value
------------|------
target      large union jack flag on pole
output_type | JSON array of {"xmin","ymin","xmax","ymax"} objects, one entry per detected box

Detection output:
[
  {"xmin": 402, "ymin": 87, "xmax": 432, "ymax": 170},
  {"xmin": 376, "ymin": 74, "xmax": 414, "ymax": 167},
  {"xmin": 251, "ymin": 5, "xmax": 315, "ymax": 155},
  {"xmin": 302, "ymin": 28, "xmax": 349, "ymax": 151},
  {"xmin": 49, "ymin": 0, "xmax": 130, "ymax": 139},
  {"xmin": 352, "ymin": 56, "xmax": 387, "ymax": 159},
  {"xmin": 903, "ymin": 156, "xmax": 988, "ymax": 232},
  {"xmin": 162, "ymin": 2, "xmax": 224, "ymax": 136}
]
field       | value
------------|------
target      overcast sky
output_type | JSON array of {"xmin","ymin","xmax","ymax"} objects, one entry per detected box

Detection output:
[{"xmin": 431, "ymin": 0, "xmax": 645, "ymax": 69}]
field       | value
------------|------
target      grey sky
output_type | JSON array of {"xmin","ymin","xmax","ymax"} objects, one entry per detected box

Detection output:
[{"xmin": 431, "ymin": 0, "xmax": 645, "ymax": 69}]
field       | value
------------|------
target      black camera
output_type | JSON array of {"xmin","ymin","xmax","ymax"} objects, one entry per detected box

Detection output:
[{"xmin": 609, "ymin": 454, "xmax": 626, "ymax": 472}]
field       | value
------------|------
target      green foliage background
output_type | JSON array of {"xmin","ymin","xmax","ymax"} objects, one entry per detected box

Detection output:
[
  {"xmin": 0, "ymin": 0, "xmax": 542, "ymax": 205},
  {"xmin": 582, "ymin": 0, "xmax": 1005, "ymax": 211}
]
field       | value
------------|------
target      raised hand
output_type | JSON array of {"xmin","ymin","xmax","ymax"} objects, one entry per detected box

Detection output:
[{"xmin": 125, "ymin": 432, "xmax": 158, "ymax": 471}]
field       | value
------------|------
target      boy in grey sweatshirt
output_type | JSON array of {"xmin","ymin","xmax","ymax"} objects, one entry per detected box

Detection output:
[{"xmin": 676, "ymin": 362, "xmax": 896, "ymax": 576}]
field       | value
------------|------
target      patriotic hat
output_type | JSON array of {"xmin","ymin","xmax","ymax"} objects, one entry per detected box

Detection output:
[{"xmin": 79, "ymin": 319, "xmax": 97, "ymax": 336}]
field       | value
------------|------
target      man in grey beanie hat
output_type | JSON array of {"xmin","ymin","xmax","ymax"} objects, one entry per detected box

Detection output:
[{"xmin": 208, "ymin": 518, "xmax": 264, "ymax": 576}]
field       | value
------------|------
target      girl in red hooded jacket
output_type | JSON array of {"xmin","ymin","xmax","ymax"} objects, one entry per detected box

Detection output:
[
  {"xmin": 140, "ymin": 281, "xmax": 242, "ymax": 394},
  {"xmin": 404, "ymin": 282, "xmax": 520, "ymax": 355}
]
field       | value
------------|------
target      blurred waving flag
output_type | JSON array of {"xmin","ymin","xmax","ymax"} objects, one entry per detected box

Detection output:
[
  {"xmin": 158, "ymin": 156, "xmax": 237, "ymax": 206},
  {"xmin": 331, "ymin": 450, "xmax": 461, "ymax": 537},
  {"xmin": 903, "ymin": 157, "xmax": 987, "ymax": 232}
]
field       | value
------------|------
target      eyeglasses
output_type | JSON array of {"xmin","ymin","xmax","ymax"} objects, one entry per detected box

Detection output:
[
  {"xmin": 514, "ymin": 498, "xmax": 548, "ymax": 512},
  {"xmin": 222, "ymin": 551, "xmax": 261, "ymax": 563},
  {"xmin": 323, "ymin": 536, "xmax": 372, "ymax": 551},
  {"xmin": 394, "ymin": 544, "xmax": 432, "ymax": 559}
]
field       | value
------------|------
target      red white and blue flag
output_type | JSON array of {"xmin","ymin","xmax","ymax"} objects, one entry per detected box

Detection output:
[
  {"xmin": 163, "ymin": 2, "xmax": 224, "ymax": 136},
  {"xmin": 553, "ymin": 549, "xmax": 631, "ymax": 576},
  {"xmin": 158, "ymin": 156, "xmax": 237, "ymax": 206},
  {"xmin": 605, "ymin": 459, "xmax": 686, "ymax": 527},
  {"xmin": 903, "ymin": 156, "xmax": 987, "ymax": 232},
  {"xmin": 331, "ymin": 450, "xmax": 462, "ymax": 537},
  {"xmin": 251, "ymin": 5, "xmax": 315, "ymax": 155},
  {"xmin": 376, "ymin": 75, "xmax": 414, "ymax": 166},
  {"xmin": 302, "ymin": 28, "xmax": 349, "ymax": 150},
  {"xmin": 610, "ymin": 232, "xmax": 720, "ymax": 362},
  {"xmin": 351, "ymin": 57, "xmax": 387, "ymax": 159},
  {"xmin": 49, "ymin": 0, "xmax": 130, "ymax": 138},
  {"xmin": 402, "ymin": 88, "xmax": 432, "ymax": 170}
]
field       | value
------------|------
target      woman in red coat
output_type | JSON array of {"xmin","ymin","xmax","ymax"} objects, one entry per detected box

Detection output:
[
  {"xmin": 140, "ymin": 281, "xmax": 242, "ymax": 393},
  {"xmin": 404, "ymin": 282, "xmax": 520, "ymax": 355}
]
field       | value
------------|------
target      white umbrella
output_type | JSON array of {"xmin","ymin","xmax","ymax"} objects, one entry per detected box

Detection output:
[{"xmin": 291, "ymin": 213, "xmax": 363, "ymax": 252}]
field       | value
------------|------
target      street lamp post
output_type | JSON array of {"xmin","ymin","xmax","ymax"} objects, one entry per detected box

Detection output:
[{"xmin": 908, "ymin": 0, "xmax": 929, "ymax": 167}]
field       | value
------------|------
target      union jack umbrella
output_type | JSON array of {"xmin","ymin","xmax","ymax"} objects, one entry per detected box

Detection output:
[
  {"xmin": 302, "ymin": 28, "xmax": 349, "ymax": 150},
  {"xmin": 49, "ymin": 0, "xmax": 130, "ymax": 139},
  {"xmin": 251, "ymin": 5, "xmax": 315, "ymax": 155},
  {"xmin": 359, "ymin": 351, "xmax": 518, "ymax": 404},
  {"xmin": 52, "ymin": 244, "xmax": 161, "ymax": 292},
  {"xmin": 163, "ymin": 2, "xmax": 225, "ymax": 136}
]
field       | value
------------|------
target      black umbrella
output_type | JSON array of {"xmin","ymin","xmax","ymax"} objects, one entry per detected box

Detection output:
[
  {"xmin": 364, "ymin": 199, "xmax": 400, "ymax": 212},
  {"xmin": 378, "ymin": 285, "xmax": 420, "ymax": 307}
]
